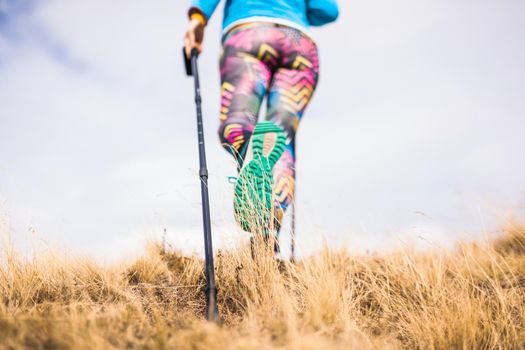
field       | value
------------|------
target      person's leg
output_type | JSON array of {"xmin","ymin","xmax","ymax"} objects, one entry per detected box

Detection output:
[
  {"xmin": 219, "ymin": 26, "xmax": 287, "ymax": 237},
  {"xmin": 265, "ymin": 29, "xmax": 320, "ymax": 230},
  {"xmin": 218, "ymin": 30, "xmax": 272, "ymax": 168}
]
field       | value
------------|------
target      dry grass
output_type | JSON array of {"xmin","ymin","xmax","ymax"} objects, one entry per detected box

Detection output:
[{"xmin": 1, "ymin": 224, "xmax": 525, "ymax": 349}]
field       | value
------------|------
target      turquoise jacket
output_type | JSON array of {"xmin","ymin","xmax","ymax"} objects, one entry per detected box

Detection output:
[{"xmin": 189, "ymin": 0, "xmax": 339, "ymax": 31}]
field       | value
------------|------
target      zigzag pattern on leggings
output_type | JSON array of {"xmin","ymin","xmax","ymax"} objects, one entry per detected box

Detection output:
[
  {"xmin": 223, "ymin": 123, "xmax": 245, "ymax": 153},
  {"xmin": 274, "ymin": 65, "xmax": 316, "ymax": 116},
  {"xmin": 220, "ymin": 82, "xmax": 235, "ymax": 122},
  {"xmin": 272, "ymin": 149, "xmax": 295, "ymax": 208}
]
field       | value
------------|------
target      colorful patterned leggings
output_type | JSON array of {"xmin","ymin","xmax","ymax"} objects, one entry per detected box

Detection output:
[{"xmin": 219, "ymin": 23, "xmax": 319, "ymax": 215}]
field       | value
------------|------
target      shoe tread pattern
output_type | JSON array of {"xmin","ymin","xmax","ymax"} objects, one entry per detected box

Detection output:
[{"xmin": 233, "ymin": 122, "xmax": 285, "ymax": 234}]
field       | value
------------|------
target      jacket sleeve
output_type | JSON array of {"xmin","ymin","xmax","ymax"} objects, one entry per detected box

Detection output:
[
  {"xmin": 306, "ymin": 0, "xmax": 339, "ymax": 26},
  {"xmin": 188, "ymin": 0, "xmax": 221, "ymax": 21}
]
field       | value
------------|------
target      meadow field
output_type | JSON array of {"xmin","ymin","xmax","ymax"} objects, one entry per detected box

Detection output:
[{"xmin": 1, "ymin": 224, "xmax": 524, "ymax": 349}]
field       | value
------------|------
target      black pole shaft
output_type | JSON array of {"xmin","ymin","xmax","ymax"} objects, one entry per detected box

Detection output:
[{"xmin": 190, "ymin": 48, "xmax": 219, "ymax": 321}]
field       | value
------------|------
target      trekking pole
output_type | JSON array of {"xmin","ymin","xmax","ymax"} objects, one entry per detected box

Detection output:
[
  {"xmin": 184, "ymin": 47, "xmax": 219, "ymax": 322},
  {"xmin": 290, "ymin": 137, "xmax": 297, "ymax": 263}
]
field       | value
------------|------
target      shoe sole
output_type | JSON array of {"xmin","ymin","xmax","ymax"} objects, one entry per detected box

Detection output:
[{"xmin": 234, "ymin": 121, "xmax": 286, "ymax": 234}]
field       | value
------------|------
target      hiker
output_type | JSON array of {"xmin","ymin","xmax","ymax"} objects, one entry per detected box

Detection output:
[{"xmin": 184, "ymin": 0, "xmax": 339, "ymax": 245}]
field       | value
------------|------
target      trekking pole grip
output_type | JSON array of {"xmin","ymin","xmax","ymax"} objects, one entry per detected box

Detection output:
[{"xmin": 183, "ymin": 47, "xmax": 200, "ymax": 76}]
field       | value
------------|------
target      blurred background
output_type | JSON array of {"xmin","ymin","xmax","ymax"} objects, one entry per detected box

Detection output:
[{"xmin": 0, "ymin": 0, "xmax": 524, "ymax": 261}]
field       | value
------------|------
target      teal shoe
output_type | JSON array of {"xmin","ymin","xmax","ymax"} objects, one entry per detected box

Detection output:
[{"xmin": 233, "ymin": 121, "xmax": 286, "ymax": 235}]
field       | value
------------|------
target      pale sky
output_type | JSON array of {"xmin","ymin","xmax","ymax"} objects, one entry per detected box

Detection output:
[{"xmin": 1, "ymin": 0, "xmax": 524, "ymax": 261}]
